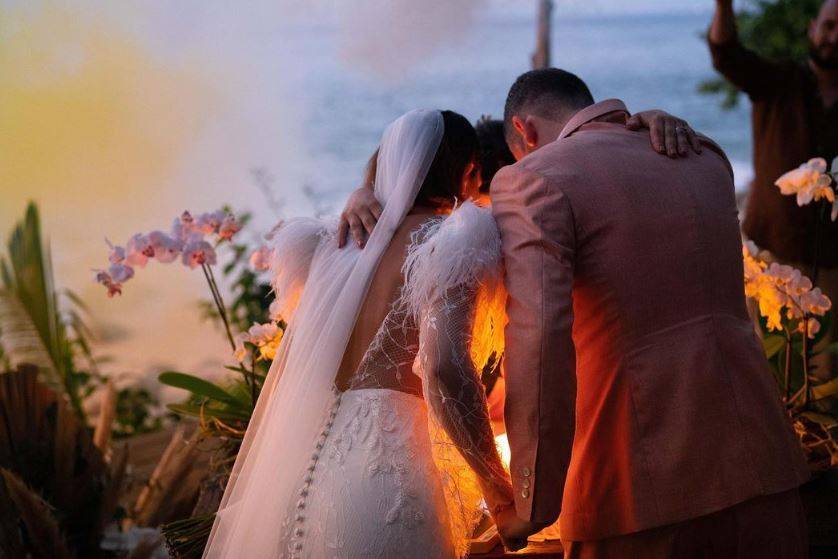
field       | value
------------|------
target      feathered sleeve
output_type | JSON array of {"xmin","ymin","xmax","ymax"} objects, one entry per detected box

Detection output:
[
  {"xmin": 402, "ymin": 201, "xmax": 506, "ymax": 366},
  {"xmin": 267, "ymin": 217, "xmax": 328, "ymax": 322},
  {"xmin": 402, "ymin": 202, "xmax": 512, "ymax": 556}
]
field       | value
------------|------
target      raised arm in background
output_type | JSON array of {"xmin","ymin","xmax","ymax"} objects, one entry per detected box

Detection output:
[{"xmin": 708, "ymin": 0, "xmax": 785, "ymax": 96}]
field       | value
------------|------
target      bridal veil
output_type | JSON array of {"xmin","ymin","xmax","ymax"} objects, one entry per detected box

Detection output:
[{"xmin": 204, "ymin": 110, "xmax": 445, "ymax": 557}]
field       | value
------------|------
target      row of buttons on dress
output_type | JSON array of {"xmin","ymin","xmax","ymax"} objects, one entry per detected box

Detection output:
[{"xmin": 287, "ymin": 386, "xmax": 343, "ymax": 559}]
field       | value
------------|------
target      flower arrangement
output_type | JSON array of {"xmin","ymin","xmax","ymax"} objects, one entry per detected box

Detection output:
[
  {"xmin": 737, "ymin": 156, "xmax": 838, "ymax": 471},
  {"xmin": 96, "ymin": 208, "xmax": 283, "ymax": 428},
  {"xmin": 742, "ymin": 241, "xmax": 833, "ymax": 409}
]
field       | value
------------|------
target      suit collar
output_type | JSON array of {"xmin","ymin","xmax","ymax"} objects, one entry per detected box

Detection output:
[{"xmin": 558, "ymin": 99, "xmax": 629, "ymax": 140}]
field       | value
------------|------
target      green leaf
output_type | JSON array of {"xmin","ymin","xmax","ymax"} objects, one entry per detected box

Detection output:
[
  {"xmin": 762, "ymin": 335, "xmax": 786, "ymax": 359},
  {"xmin": 811, "ymin": 377, "xmax": 838, "ymax": 401},
  {"xmin": 158, "ymin": 371, "xmax": 248, "ymax": 407},
  {"xmin": 800, "ymin": 411, "xmax": 838, "ymax": 429},
  {"xmin": 166, "ymin": 403, "xmax": 250, "ymax": 421}
]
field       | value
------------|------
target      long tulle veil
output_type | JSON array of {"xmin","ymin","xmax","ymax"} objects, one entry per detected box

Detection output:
[{"xmin": 203, "ymin": 110, "xmax": 444, "ymax": 558}]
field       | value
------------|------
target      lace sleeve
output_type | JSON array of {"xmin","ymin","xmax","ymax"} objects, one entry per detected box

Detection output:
[{"xmin": 417, "ymin": 283, "xmax": 514, "ymax": 514}]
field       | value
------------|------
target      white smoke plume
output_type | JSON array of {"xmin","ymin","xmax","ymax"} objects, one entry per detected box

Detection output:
[{"xmin": 336, "ymin": 0, "xmax": 490, "ymax": 80}]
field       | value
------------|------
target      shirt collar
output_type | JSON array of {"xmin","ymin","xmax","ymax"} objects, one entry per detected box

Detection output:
[{"xmin": 558, "ymin": 99, "xmax": 629, "ymax": 140}]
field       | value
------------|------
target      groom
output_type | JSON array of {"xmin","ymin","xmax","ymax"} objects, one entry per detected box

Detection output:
[
  {"xmin": 337, "ymin": 69, "xmax": 811, "ymax": 557},
  {"xmin": 492, "ymin": 68, "xmax": 810, "ymax": 558}
]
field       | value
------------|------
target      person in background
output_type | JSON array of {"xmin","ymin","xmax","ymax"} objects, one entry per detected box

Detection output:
[
  {"xmin": 710, "ymin": 0, "xmax": 838, "ymax": 379},
  {"xmin": 475, "ymin": 116, "xmax": 517, "ymax": 200}
]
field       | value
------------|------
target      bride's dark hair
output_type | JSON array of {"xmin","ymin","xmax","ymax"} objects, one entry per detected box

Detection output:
[{"xmin": 364, "ymin": 110, "xmax": 478, "ymax": 208}]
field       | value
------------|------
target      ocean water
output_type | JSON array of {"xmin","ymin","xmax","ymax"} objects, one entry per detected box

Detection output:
[
  {"xmin": 295, "ymin": 10, "xmax": 753, "ymax": 205},
  {"xmin": 1, "ymin": 7, "xmax": 756, "ymax": 386}
]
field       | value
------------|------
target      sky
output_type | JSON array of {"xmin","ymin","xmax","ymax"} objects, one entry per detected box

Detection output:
[{"xmin": 488, "ymin": 0, "xmax": 711, "ymax": 16}]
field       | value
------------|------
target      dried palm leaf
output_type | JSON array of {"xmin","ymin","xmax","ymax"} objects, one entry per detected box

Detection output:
[
  {"xmin": 0, "ymin": 366, "xmax": 114, "ymax": 556},
  {"xmin": 133, "ymin": 428, "xmax": 202, "ymax": 527},
  {"xmin": 0, "ymin": 468, "xmax": 72, "ymax": 559}
]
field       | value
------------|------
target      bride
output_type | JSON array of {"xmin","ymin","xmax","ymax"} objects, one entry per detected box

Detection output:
[{"xmin": 204, "ymin": 109, "xmax": 515, "ymax": 558}]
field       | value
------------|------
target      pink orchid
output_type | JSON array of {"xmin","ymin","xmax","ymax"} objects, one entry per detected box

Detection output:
[
  {"xmin": 182, "ymin": 239, "xmax": 217, "ymax": 269},
  {"xmin": 95, "ymin": 270, "xmax": 123, "ymax": 297},
  {"xmin": 125, "ymin": 233, "xmax": 151, "ymax": 267},
  {"xmin": 218, "ymin": 214, "xmax": 240, "ymax": 241},
  {"xmin": 106, "ymin": 239, "xmax": 126, "ymax": 264},
  {"xmin": 249, "ymin": 245, "xmax": 273, "ymax": 271},
  {"xmin": 147, "ymin": 230, "xmax": 182, "ymax": 263},
  {"xmin": 196, "ymin": 210, "xmax": 227, "ymax": 235},
  {"xmin": 171, "ymin": 211, "xmax": 200, "ymax": 242},
  {"xmin": 108, "ymin": 262, "xmax": 135, "ymax": 283}
]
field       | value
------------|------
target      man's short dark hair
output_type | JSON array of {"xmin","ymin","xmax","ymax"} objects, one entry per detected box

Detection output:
[{"xmin": 503, "ymin": 68, "xmax": 594, "ymax": 138}]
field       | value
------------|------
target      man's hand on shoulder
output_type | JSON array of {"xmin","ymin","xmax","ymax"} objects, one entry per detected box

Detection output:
[
  {"xmin": 626, "ymin": 110, "xmax": 703, "ymax": 158},
  {"xmin": 337, "ymin": 187, "xmax": 382, "ymax": 249}
]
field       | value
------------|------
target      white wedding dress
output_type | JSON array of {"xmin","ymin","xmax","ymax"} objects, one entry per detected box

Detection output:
[{"xmin": 204, "ymin": 110, "xmax": 511, "ymax": 559}]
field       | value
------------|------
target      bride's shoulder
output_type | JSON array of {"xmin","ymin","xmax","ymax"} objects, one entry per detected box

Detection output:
[
  {"xmin": 265, "ymin": 217, "xmax": 332, "ymax": 260},
  {"xmin": 266, "ymin": 217, "xmax": 333, "ymax": 305},
  {"xmin": 402, "ymin": 201, "xmax": 501, "ymax": 311}
]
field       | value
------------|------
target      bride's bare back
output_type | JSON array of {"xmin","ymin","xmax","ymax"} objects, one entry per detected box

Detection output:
[{"xmin": 334, "ymin": 212, "xmax": 436, "ymax": 396}]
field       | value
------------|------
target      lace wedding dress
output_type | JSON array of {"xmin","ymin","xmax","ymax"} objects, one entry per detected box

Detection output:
[{"xmin": 204, "ymin": 110, "xmax": 512, "ymax": 559}]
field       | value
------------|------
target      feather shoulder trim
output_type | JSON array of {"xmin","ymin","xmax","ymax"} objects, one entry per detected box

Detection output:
[
  {"xmin": 401, "ymin": 201, "xmax": 502, "ymax": 319},
  {"xmin": 267, "ymin": 217, "xmax": 328, "ymax": 320}
]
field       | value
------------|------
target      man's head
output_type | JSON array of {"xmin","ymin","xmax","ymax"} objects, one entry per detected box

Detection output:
[
  {"xmin": 809, "ymin": 0, "xmax": 838, "ymax": 70},
  {"xmin": 503, "ymin": 68, "xmax": 594, "ymax": 160}
]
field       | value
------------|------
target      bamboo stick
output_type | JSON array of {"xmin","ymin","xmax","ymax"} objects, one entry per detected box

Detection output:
[
  {"xmin": 93, "ymin": 380, "xmax": 117, "ymax": 453},
  {"xmin": 531, "ymin": 0, "xmax": 553, "ymax": 69}
]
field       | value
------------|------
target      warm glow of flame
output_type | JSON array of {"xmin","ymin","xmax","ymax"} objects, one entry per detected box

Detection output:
[{"xmin": 495, "ymin": 432, "xmax": 511, "ymax": 470}]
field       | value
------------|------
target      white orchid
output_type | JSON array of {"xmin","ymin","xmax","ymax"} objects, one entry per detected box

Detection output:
[
  {"xmin": 249, "ymin": 245, "xmax": 273, "ymax": 272},
  {"xmin": 775, "ymin": 157, "xmax": 838, "ymax": 221},
  {"xmin": 743, "ymin": 240, "xmax": 832, "ymax": 337}
]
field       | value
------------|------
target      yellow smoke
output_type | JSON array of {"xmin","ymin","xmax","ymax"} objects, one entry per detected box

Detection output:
[
  {"xmin": 0, "ymin": 4, "xmax": 214, "ymax": 215},
  {"xmin": 0, "ymin": 4, "xmax": 229, "ymax": 381}
]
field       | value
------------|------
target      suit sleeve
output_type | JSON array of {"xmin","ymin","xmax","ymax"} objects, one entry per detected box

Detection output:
[{"xmin": 491, "ymin": 166, "xmax": 577, "ymax": 524}]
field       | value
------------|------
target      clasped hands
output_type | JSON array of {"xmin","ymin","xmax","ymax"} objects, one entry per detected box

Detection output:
[{"xmin": 491, "ymin": 502, "xmax": 552, "ymax": 552}]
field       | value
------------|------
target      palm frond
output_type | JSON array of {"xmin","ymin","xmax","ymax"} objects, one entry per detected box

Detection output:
[
  {"xmin": 1, "ymin": 202, "xmax": 89, "ymax": 419},
  {"xmin": 0, "ymin": 289, "xmax": 60, "ymax": 384}
]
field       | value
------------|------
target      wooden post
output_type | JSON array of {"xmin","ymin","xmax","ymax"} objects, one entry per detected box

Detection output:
[{"xmin": 531, "ymin": 0, "xmax": 553, "ymax": 69}]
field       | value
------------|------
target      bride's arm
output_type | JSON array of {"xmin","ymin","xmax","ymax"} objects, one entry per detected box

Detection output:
[{"xmin": 417, "ymin": 283, "xmax": 515, "ymax": 513}]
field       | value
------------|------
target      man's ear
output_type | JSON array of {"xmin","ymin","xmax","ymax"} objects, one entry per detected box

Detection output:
[
  {"xmin": 521, "ymin": 116, "xmax": 539, "ymax": 149},
  {"xmin": 809, "ymin": 18, "xmax": 817, "ymax": 40},
  {"xmin": 511, "ymin": 115, "xmax": 526, "ymax": 138}
]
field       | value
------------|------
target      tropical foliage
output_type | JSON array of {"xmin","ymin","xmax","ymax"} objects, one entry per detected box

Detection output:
[
  {"xmin": 741, "ymin": 156, "xmax": 838, "ymax": 471},
  {"xmin": 0, "ymin": 203, "xmax": 99, "ymax": 421}
]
